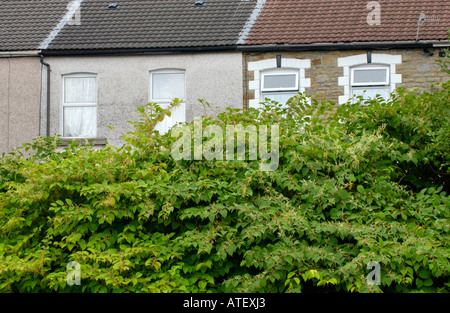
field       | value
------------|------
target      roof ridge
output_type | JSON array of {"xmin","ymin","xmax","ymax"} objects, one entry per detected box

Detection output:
[
  {"xmin": 39, "ymin": 0, "xmax": 83, "ymax": 49},
  {"xmin": 237, "ymin": 0, "xmax": 266, "ymax": 45}
]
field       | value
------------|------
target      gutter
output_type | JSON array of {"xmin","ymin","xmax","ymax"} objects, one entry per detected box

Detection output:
[
  {"xmin": 432, "ymin": 42, "xmax": 450, "ymax": 48},
  {"xmin": 41, "ymin": 45, "xmax": 238, "ymax": 57},
  {"xmin": 40, "ymin": 40, "xmax": 450, "ymax": 57},
  {"xmin": 40, "ymin": 55, "xmax": 51, "ymax": 137},
  {"xmin": 0, "ymin": 50, "xmax": 41, "ymax": 57},
  {"xmin": 237, "ymin": 41, "xmax": 449, "ymax": 52}
]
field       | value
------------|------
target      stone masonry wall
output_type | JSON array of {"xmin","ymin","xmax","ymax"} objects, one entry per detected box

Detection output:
[{"xmin": 243, "ymin": 48, "xmax": 449, "ymax": 107}]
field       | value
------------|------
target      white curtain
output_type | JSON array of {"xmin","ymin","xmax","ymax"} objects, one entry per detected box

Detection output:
[
  {"xmin": 63, "ymin": 107, "xmax": 97, "ymax": 138},
  {"xmin": 152, "ymin": 72, "xmax": 186, "ymax": 134},
  {"xmin": 152, "ymin": 73, "xmax": 185, "ymax": 100},
  {"xmin": 63, "ymin": 76, "xmax": 97, "ymax": 137},
  {"xmin": 64, "ymin": 77, "xmax": 97, "ymax": 103}
]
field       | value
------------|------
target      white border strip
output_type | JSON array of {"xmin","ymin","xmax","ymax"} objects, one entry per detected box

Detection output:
[
  {"xmin": 39, "ymin": 0, "xmax": 83, "ymax": 49},
  {"xmin": 237, "ymin": 0, "xmax": 266, "ymax": 45}
]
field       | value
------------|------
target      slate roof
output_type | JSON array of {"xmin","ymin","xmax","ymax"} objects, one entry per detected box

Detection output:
[
  {"xmin": 0, "ymin": 0, "xmax": 71, "ymax": 51},
  {"xmin": 1, "ymin": 0, "xmax": 448, "ymax": 52},
  {"xmin": 47, "ymin": 0, "xmax": 258, "ymax": 50},
  {"xmin": 246, "ymin": 0, "xmax": 450, "ymax": 45},
  {"xmin": 0, "ymin": 0, "xmax": 257, "ymax": 51}
]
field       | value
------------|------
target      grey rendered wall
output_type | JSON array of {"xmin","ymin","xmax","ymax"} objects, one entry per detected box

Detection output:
[
  {"xmin": 0, "ymin": 57, "xmax": 41, "ymax": 154},
  {"xmin": 46, "ymin": 52, "xmax": 244, "ymax": 147}
]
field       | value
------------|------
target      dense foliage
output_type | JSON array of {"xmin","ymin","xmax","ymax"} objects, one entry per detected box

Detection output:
[{"xmin": 0, "ymin": 70, "xmax": 449, "ymax": 293}]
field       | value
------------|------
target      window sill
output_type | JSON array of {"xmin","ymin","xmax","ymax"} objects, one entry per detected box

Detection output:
[{"xmin": 60, "ymin": 137, "xmax": 107, "ymax": 146}]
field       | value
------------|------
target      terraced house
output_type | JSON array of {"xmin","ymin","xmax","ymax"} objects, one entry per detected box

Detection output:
[
  {"xmin": 0, "ymin": 0, "xmax": 258, "ymax": 152},
  {"xmin": 0, "ymin": 0, "xmax": 449, "ymax": 154},
  {"xmin": 241, "ymin": 0, "xmax": 449, "ymax": 108}
]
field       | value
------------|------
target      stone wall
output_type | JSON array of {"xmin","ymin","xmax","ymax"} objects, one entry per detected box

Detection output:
[{"xmin": 243, "ymin": 48, "xmax": 449, "ymax": 107}]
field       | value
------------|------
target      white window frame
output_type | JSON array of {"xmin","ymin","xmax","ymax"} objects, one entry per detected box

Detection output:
[
  {"xmin": 149, "ymin": 68, "xmax": 186, "ymax": 133},
  {"xmin": 248, "ymin": 58, "xmax": 311, "ymax": 109},
  {"xmin": 149, "ymin": 68, "xmax": 186, "ymax": 104},
  {"xmin": 338, "ymin": 53, "xmax": 402, "ymax": 104},
  {"xmin": 261, "ymin": 69, "xmax": 300, "ymax": 104},
  {"xmin": 61, "ymin": 72, "xmax": 98, "ymax": 138},
  {"xmin": 261, "ymin": 69, "xmax": 299, "ymax": 92},
  {"xmin": 350, "ymin": 65, "xmax": 390, "ymax": 86},
  {"xmin": 350, "ymin": 65, "xmax": 391, "ymax": 103}
]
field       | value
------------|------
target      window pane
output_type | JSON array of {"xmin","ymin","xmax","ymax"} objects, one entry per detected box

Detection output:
[
  {"xmin": 263, "ymin": 74, "xmax": 297, "ymax": 90},
  {"xmin": 353, "ymin": 69, "xmax": 387, "ymax": 84},
  {"xmin": 63, "ymin": 106, "xmax": 97, "ymax": 137},
  {"xmin": 153, "ymin": 103, "xmax": 185, "ymax": 134},
  {"xmin": 352, "ymin": 87, "xmax": 390, "ymax": 103},
  {"xmin": 262, "ymin": 92, "xmax": 297, "ymax": 105},
  {"xmin": 64, "ymin": 77, "xmax": 97, "ymax": 103},
  {"xmin": 152, "ymin": 73, "xmax": 185, "ymax": 100}
]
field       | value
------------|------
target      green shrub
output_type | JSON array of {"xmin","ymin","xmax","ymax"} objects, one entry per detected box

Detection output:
[{"xmin": 0, "ymin": 79, "xmax": 448, "ymax": 293}]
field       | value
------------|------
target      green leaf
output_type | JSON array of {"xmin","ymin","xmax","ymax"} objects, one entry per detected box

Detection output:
[
  {"xmin": 348, "ymin": 174, "xmax": 357, "ymax": 182},
  {"xmin": 418, "ymin": 269, "xmax": 431, "ymax": 279},
  {"xmin": 339, "ymin": 189, "xmax": 350, "ymax": 200},
  {"xmin": 1, "ymin": 79, "xmax": 449, "ymax": 294},
  {"xmin": 415, "ymin": 278, "xmax": 423, "ymax": 288},
  {"xmin": 302, "ymin": 167, "xmax": 309, "ymax": 176}
]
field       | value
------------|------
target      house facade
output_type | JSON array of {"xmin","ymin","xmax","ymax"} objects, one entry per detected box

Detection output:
[
  {"xmin": 0, "ymin": 55, "xmax": 42, "ymax": 153},
  {"xmin": 44, "ymin": 52, "xmax": 244, "ymax": 147},
  {"xmin": 1, "ymin": 0, "xmax": 449, "ymax": 154},
  {"xmin": 0, "ymin": 0, "xmax": 259, "ymax": 153},
  {"xmin": 241, "ymin": 0, "xmax": 450, "ymax": 108},
  {"xmin": 0, "ymin": 0, "xmax": 71, "ymax": 153}
]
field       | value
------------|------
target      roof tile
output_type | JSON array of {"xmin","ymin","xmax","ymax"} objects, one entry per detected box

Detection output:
[
  {"xmin": 48, "ymin": 0, "xmax": 257, "ymax": 50},
  {"xmin": 0, "ymin": 0, "xmax": 258, "ymax": 51},
  {"xmin": 246, "ymin": 0, "xmax": 450, "ymax": 45},
  {"xmin": 0, "ymin": 0, "xmax": 71, "ymax": 51}
]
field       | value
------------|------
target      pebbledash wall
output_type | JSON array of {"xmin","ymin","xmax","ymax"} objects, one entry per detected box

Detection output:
[
  {"xmin": 243, "ymin": 48, "xmax": 450, "ymax": 108},
  {"xmin": 45, "ymin": 52, "xmax": 243, "ymax": 147},
  {"xmin": 0, "ymin": 57, "xmax": 41, "ymax": 154}
]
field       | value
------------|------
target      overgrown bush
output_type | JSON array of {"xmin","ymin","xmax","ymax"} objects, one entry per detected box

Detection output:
[{"xmin": 0, "ymin": 75, "xmax": 448, "ymax": 293}]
